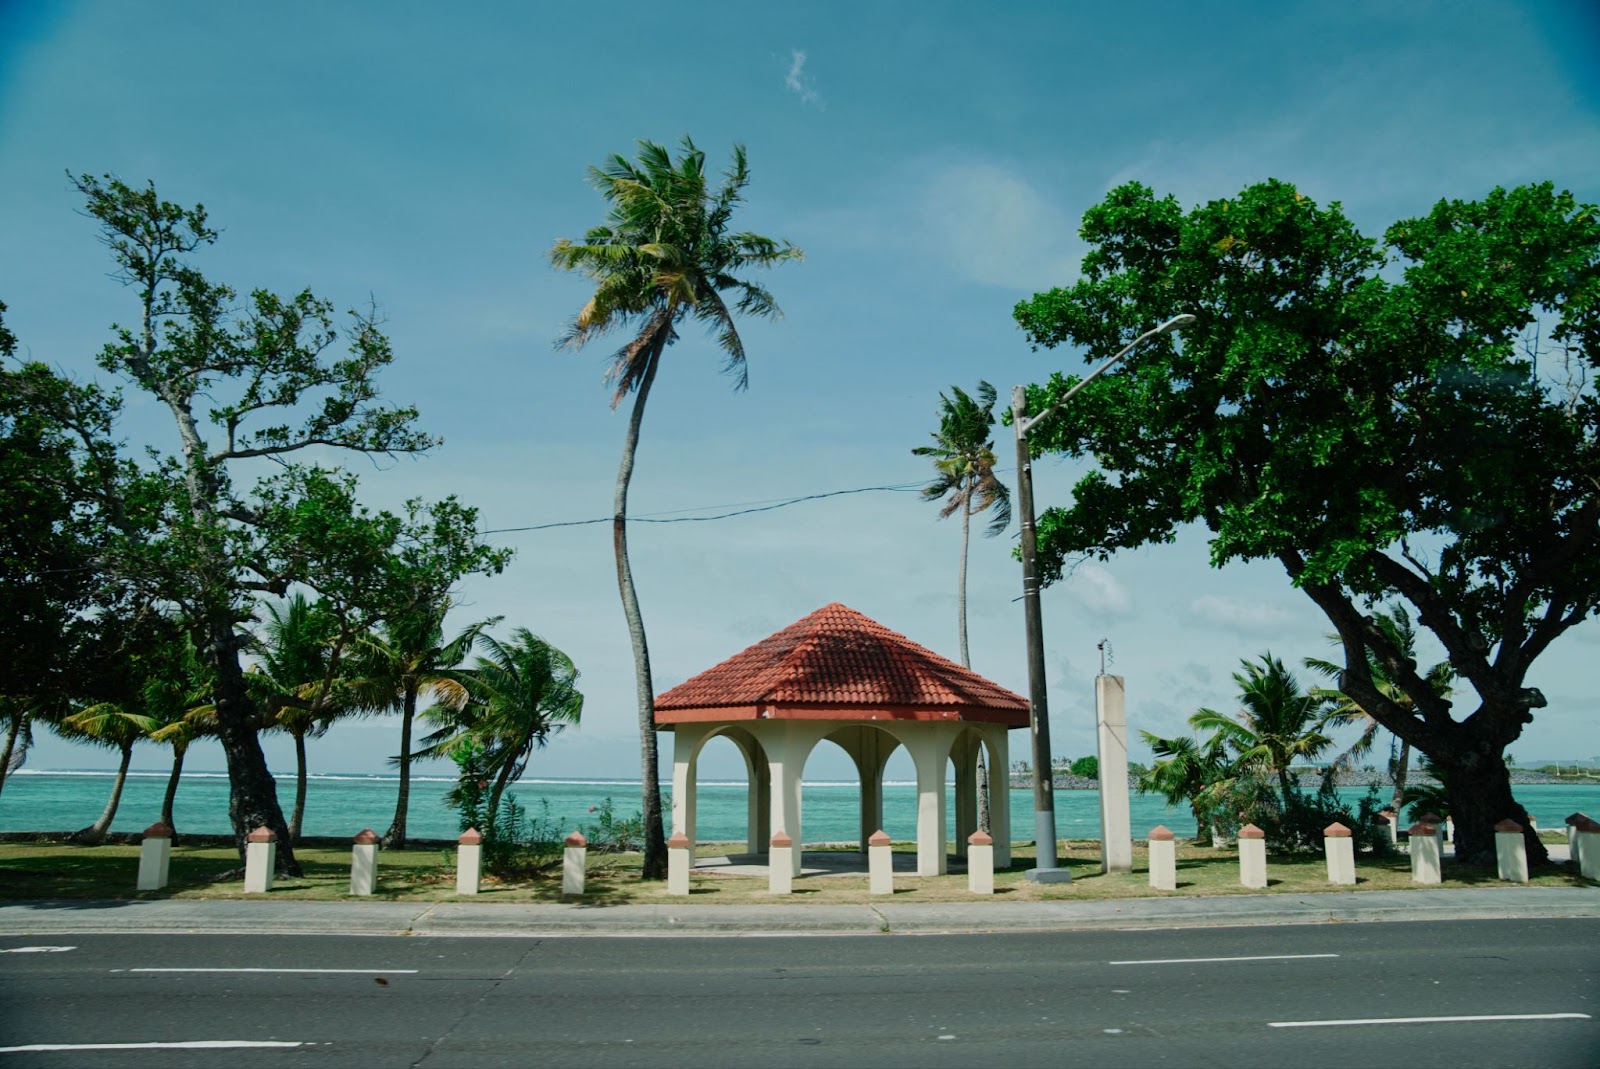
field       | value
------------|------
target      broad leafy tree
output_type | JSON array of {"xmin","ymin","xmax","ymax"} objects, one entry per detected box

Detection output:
[
  {"xmin": 549, "ymin": 138, "xmax": 801, "ymax": 877},
  {"xmin": 1014, "ymin": 179, "xmax": 1599, "ymax": 865}
]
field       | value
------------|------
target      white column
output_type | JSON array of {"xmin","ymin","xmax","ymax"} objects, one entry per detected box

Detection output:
[
  {"xmin": 730, "ymin": 733, "xmax": 765, "ymax": 855},
  {"xmin": 986, "ymin": 727, "xmax": 1012, "ymax": 869},
  {"xmin": 1494, "ymin": 819, "xmax": 1529, "ymax": 882},
  {"xmin": 1380, "ymin": 809, "xmax": 1399, "ymax": 846},
  {"xmin": 244, "ymin": 827, "xmax": 276, "ymax": 893},
  {"xmin": 1324, "ymin": 822, "xmax": 1356, "ymax": 885},
  {"xmin": 137, "ymin": 822, "xmax": 172, "ymax": 891},
  {"xmin": 868, "ymin": 829, "xmax": 893, "ymax": 895},
  {"xmin": 762, "ymin": 724, "xmax": 826, "ymax": 876},
  {"xmin": 1239, "ymin": 824, "xmax": 1267, "ymax": 889},
  {"xmin": 670, "ymin": 724, "xmax": 708, "ymax": 866},
  {"xmin": 1096, "ymin": 675, "xmax": 1132, "ymax": 875},
  {"xmin": 350, "ymin": 828, "xmax": 379, "ymax": 896},
  {"xmin": 1409, "ymin": 822, "xmax": 1441, "ymax": 883},
  {"xmin": 667, "ymin": 832, "xmax": 691, "ymax": 895},
  {"xmin": 456, "ymin": 829, "xmax": 482, "ymax": 894},
  {"xmin": 562, "ymin": 831, "xmax": 587, "ymax": 896},
  {"xmin": 768, "ymin": 831, "xmax": 794, "ymax": 894},
  {"xmin": 1577, "ymin": 821, "xmax": 1600, "ymax": 880},
  {"xmin": 906, "ymin": 724, "xmax": 961, "ymax": 876},
  {"xmin": 967, "ymin": 831, "xmax": 994, "ymax": 895}
]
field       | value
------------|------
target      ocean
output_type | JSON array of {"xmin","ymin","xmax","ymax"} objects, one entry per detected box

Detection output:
[{"xmin": 3, "ymin": 770, "xmax": 1597, "ymax": 844}]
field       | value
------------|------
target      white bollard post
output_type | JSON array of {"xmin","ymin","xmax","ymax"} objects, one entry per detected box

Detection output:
[
  {"xmin": 1409, "ymin": 822, "xmax": 1442, "ymax": 883},
  {"xmin": 868, "ymin": 829, "xmax": 894, "ymax": 896},
  {"xmin": 1238, "ymin": 823, "xmax": 1268, "ymax": 889},
  {"xmin": 1576, "ymin": 819, "xmax": 1600, "ymax": 881},
  {"xmin": 967, "ymin": 831, "xmax": 995, "ymax": 895},
  {"xmin": 667, "ymin": 832, "xmax": 691, "ymax": 896},
  {"xmin": 244, "ymin": 826, "xmax": 277, "ymax": 893},
  {"xmin": 1379, "ymin": 810, "xmax": 1398, "ymax": 846},
  {"xmin": 1324, "ymin": 822, "xmax": 1356, "ymax": 885},
  {"xmin": 456, "ymin": 828, "xmax": 482, "ymax": 895},
  {"xmin": 768, "ymin": 830, "xmax": 794, "ymax": 895},
  {"xmin": 1494, "ymin": 819, "xmax": 1529, "ymax": 882},
  {"xmin": 563, "ymin": 831, "xmax": 587, "ymax": 896},
  {"xmin": 137, "ymin": 822, "xmax": 173, "ymax": 891},
  {"xmin": 1147, "ymin": 825, "xmax": 1176, "ymax": 891},
  {"xmin": 1566, "ymin": 812, "xmax": 1589, "ymax": 869},
  {"xmin": 349, "ymin": 828, "xmax": 379, "ymax": 896},
  {"xmin": 1095, "ymin": 675, "xmax": 1133, "ymax": 875},
  {"xmin": 1445, "ymin": 816, "xmax": 1454, "ymax": 844},
  {"xmin": 1418, "ymin": 812, "xmax": 1446, "ymax": 857}
]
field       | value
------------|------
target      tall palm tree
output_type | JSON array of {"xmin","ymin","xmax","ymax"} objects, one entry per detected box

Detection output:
[
  {"xmin": 58, "ymin": 701, "xmax": 155, "ymax": 844},
  {"xmin": 1137, "ymin": 731, "xmax": 1234, "ymax": 844},
  {"xmin": 1191, "ymin": 653, "xmax": 1332, "ymax": 805},
  {"xmin": 344, "ymin": 600, "xmax": 499, "ymax": 848},
  {"xmin": 420, "ymin": 629, "xmax": 583, "ymax": 826},
  {"xmin": 139, "ymin": 633, "xmax": 213, "ymax": 838},
  {"xmin": 549, "ymin": 136, "xmax": 801, "ymax": 878},
  {"xmin": 1306, "ymin": 605, "xmax": 1454, "ymax": 817}
]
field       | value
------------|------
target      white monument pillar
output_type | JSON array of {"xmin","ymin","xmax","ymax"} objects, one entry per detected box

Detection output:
[{"xmin": 1096, "ymin": 674, "xmax": 1132, "ymax": 874}]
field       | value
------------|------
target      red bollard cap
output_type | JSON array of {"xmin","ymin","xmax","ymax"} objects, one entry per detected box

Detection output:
[
  {"xmin": 142, "ymin": 822, "xmax": 173, "ymax": 839},
  {"xmin": 1238, "ymin": 824, "xmax": 1265, "ymax": 839},
  {"xmin": 768, "ymin": 830, "xmax": 792, "ymax": 847},
  {"xmin": 1493, "ymin": 819, "xmax": 1522, "ymax": 834},
  {"xmin": 1148, "ymin": 826, "xmax": 1175, "ymax": 841},
  {"xmin": 1324, "ymin": 822, "xmax": 1352, "ymax": 838},
  {"xmin": 353, "ymin": 828, "xmax": 379, "ymax": 845},
  {"xmin": 967, "ymin": 830, "xmax": 993, "ymax": 846},
  {"xmin": 565, "ymin": 831, "xmax": 588, "ymax": 847},
  {"xmin": 247, "ymin": 826, "xmax": 277, "ymax": 843},
  {"xmin": 458, "ymin": 828, "xmax": 482, "ymax": 845},
  {"xmin": 868, "ymin": 829, "xmax": 892, "ymax": 846}
]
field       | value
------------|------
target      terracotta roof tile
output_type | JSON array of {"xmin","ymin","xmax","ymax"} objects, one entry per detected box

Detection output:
[{"xmin": 655, "ymin": 603, "xmax": 1027, "ymax": 719}]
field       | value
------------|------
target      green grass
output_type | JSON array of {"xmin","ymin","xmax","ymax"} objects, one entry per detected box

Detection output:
[{"xmin": 0, "ymin": 836, "xmax": 1589, "ymax": 905}]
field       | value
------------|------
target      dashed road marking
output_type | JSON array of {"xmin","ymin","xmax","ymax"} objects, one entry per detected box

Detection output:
[
  {"xmin": 1269, "ymin": 1013, "xmax": 1592, "ymax": 1029},
  {"xmin": 1110, "ymin": 953, "xmax": 1338, "ymax": 966},
  {"xmin": 0, "ymin": 1040, "xmax": 307, "ymax": 1053}
]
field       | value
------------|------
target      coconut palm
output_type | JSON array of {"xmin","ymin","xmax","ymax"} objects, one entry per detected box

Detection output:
[
  {"xmin": 1191, "ymin": 653, "xmax": 1332, "ymax": 805},
  {"xmin": 139, "ymin": 634, "xmax": 214, "ymax": 837},
  {"xmin": 549, "ymin": 136, "xmax": 801, "ymax": 878},
  {"xmin": 1306, "ymin": 605, "xmax": 1454, "ymax": 817},
  {"xmin": 1138, "ymin": 731, "xmax": 1235, "ymax": 844},
  {"xmin": 57, "ymin": 701, "xmax": 155, "ymax": 844},
  {"xmin": 419, "ymin": 629, "xmax": 582, "ymax": 825},
  {"xmin": 343, "ymin": 600, "xmax": 499, "ymax": 848}
]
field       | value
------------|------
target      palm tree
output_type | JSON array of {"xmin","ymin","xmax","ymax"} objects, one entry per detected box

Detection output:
[
  {"xmin": 1306, "ymin": 605, "xmax": 1454, "ymax": 817},
  {"xmin": 420, "ymin": 629, "xmax": 582, "ymax": 826},
  {"xmin": 138, "ymin": 633, "xmax": 213, "ymax": 838},
  {"xmin": 344, "ymin": 600, "xmax": 499, "ymax": 848},
  {"xmin": 58, "ymin": 701, "xmax": 155, "ymax": 844},
  {"xmin": 1137, "ymin": 731, "xmax": 1234, "ymax": 844},
  {"xmin": 549, "ymin": 136, "xmax": 801, "ymax": 878},
  {"xmin": 1191, "ymin": 653, "xmax": 1332, "ymax": 805}
]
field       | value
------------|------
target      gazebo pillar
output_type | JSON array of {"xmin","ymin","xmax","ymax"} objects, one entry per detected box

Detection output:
[
  {"xmin": 984, "ymin": 725, "xmax": 1012, "ymax": 868},
  {"xmin": 952, "ymin": 734, "xmax": 980, "ymax": 860},
  {"xmin": 760, "ymin": 722, "xmax": 829, "ymax": 876},
  {"xmin": 670, "ymin": 724, "xmax": 713, "ymax": 860},
  {"xmin": 906, "ymin": 723, "xmax": 963, "ymax": 876}
]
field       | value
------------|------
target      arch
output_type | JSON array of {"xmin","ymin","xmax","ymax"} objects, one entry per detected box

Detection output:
[
  {"xmin": 821, "ymin": 724, "xmax": 902, "ymax": 853},
  {"xmin": 671, "ymin": 724, "xmax": 772, "ymax": 862}
]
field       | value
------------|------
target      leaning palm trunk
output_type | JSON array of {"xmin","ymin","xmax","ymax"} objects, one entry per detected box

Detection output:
[
  {"xmin": 615, "ymin": 344, "xmax": 669, "ymax": 879},
  {"xmin": 161, "ymin": 742, "xmax": 187, "ymax": 837},
  {"xmin": 384, "ymin": 681, "xmax": 420, "ymax": 848},
  {"xmin": 0, "ymin": 709, "xmax": 26, "ymax": 800},
  {"xmin": 956, "ymin": 494, "xmax": 993, "ymax": 833},
  {"xmin": 1389, "ymin": 737, "xmax": 1410, "ymax": 818},
  {"xmin": 289, "ymin": 729, "xmax": 309, "ymax": 842},
  {"xmin": 76, "ymin": 742, "xmax": 134, "ymax": 844}
]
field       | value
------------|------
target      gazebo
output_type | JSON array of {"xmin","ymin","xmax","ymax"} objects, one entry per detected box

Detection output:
[{"xmin": 656, "ymin": 602, "xmax": 1030, "ymax": 876}]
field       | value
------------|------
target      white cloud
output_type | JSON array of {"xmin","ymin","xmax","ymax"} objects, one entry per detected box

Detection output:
[
  {"xmin": 784, "ymin": 49, "xmax": 822, "ymax": 109},
  {"xmin": 1062, "ymin": 562, "xmax": 1134, "ymax": 619},
  {"xmin": 1185, "ymin": 594, "xmax": 1299, "ymax": 637},
  {"xmin": 917, "ymin": 161, "xmax": 1078, "ymax": 291}
]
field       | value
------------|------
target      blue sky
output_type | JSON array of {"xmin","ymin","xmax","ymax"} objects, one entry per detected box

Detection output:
[{"xmin": 4, "ymin": 2, "xmax": 1599, "ymax": 782}]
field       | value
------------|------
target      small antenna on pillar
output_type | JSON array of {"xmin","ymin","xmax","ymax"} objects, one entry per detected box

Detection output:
[{"xmin": 1097, "ymin": 638, "xmax": 1114, "ymax": 675}]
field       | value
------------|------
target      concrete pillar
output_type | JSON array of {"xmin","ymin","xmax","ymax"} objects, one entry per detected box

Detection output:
[
  {"xmin": 456, "ymin": 828, "xmax": 482, "ymax": 895},
  {"xmin": 1379, "ymin": 809, "xmax": 1399, "ymax": 846},
  {"xmin": 244, "ymin": 826, "xmax": 276, "ymax": 893},
  {"xmin": 137, "ymin": 822, "xmax": 172, "ymax": 891},
  {"xmin": 1416, "ymin": 812, "xmax": 1445, "ymax": 860},
  {"xmin": 967, "ymin": 831, "xmax": 994, "ymax": 895},
  {"xmin": 1147, "ymin": 825, "xmax": 1177, "ymax": 891},
  {"xmin": 670, "ymin": 724, "xmax": 709, "ymax": 868},
  {"xmin": 868, "ymin": 829, "xmax": 893, "ymax": 895},
  {"xmin": 349, "ymin": 828, "xmax": 379, "ymax": 896},
  {"xmin": 562, "ymin": 831, "xmax": 587, "ymax": 896},
  {"xmin": 953, "ymin": 735, "xmax": 978, "ymax": 861},
  {"xmin": 1408, "ymin": 823, "xmax": 1441, "ymax": 883},
  {"xmin": 667, "ymin": 832, "xmax": 691, "ymax": 895},
  {"xmin": 1096, "ymin": 675, "xmax": 1132, "ymax": 875},
  {"xmin": 769, "ymin": 831, "xmax": 794, "ymax": 895},
  {"xmin": 906, "ymin": 724, "xmax": 961, "ymax": 876},
  {"xmin": 726, "ymin": 731, "xmax": 768, "ymax": 856},
  {"xmin": 1238, "ymin": 823, "xmax": 1267, "ymax": 889},
  {"xmin": 753, "ymin": 756, "xmax": 772, "ymax": 854},
  {"xmin": 1565, "ymin": 812, "xmax": 1589, "ymax": 869},
  {"xmin": 1494, "ymin": 819, "xmax": 1529, "ymax": 882},
  {"xmin": 1324, "ymin": 822, "xmax": 1356, "ymax": 885},
  {"xmin": 1445, "ymin": 816, "xmax": 1454, "ymax": 843},
  {"xmin": 849, "ymin": 728, "xmax": 892, "ymax": 854},
  {"xmin": 1576, "ymin": 819, "xmax": 1600, "ymax": 881},
  {"xmin": 763, "ymin": 724, "xmax": 826, "ymax": 876},
  {"xmin": 986, "ymin": 728, "xmax": 1012, "ymax": 869}
]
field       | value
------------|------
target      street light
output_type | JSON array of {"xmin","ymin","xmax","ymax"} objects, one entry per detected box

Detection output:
[{"xmin": 1013, "ymin": 313, "xmax": 1195, "ymax": 881}]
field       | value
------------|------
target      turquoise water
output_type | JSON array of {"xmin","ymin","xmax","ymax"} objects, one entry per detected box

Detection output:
[{"xmin": 3, "ymin": 769, "xmax": 1597, "ymax": 843}]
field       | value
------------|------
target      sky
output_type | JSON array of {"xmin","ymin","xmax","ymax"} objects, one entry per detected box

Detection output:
[{"xmin": 4, "ymin": 1, "xmax": 1599, "ymax": 785}]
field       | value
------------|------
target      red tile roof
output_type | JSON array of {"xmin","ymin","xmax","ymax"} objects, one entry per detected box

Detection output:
[{"xmin": 654, "ymin": 603, "xmax": 1028, "ymax": 725}]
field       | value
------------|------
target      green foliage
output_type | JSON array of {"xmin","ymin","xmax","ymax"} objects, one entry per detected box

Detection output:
[
  {"xmin": 581, "ymin": 797, "xmax": 647, "ymax": 853},
  {"xmin": 1070, "ymin": 755, "xmax": 1099, "ymax": 779},
  {"xmin": 442, "ymin": 739, "xmax": 562, "ymax": 876},
  {"xmin": 914, "ymin": 381, "xmax": 1012, "ymax": 536},
  {"xmin": 1249, "ymin": 781, "xmax": 1393, "ymax": 857}
]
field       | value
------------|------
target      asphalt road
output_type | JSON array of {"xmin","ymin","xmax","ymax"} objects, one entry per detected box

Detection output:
[{"xmin": 1, "ymin": 920, "xmax": 1595, "ymax": 1068}]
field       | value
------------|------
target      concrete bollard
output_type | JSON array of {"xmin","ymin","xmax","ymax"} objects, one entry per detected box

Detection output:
[
  {"xmin": 1238, "ymin": 823, "xmax": 1267, "ymax": 889},
  {"xmin": 1324, "ymin": 822, "xmax": 1355, "ymax": 885},
  {"xmin": 667, "ymin": 832, "xmax": 691, "ymax": 896},
  {"xmin": 562, "ymin": 831, "xmax": 587, "ymax": 896},
  {"xmin": 1147, "ymin": 825, "xmax": 1176, "ymax": 891},
  {"xmin": 1379, "ymin": 810, "xmax": 1398, "ymax": 846},
  {"xmin": 1566, "ymin": 812, "xmax": 1589, "ymax": 869},
  {"xmin": 1409, "ymin": 822, "xmax": 1442, "ymax": 883},
  {"xmin": 1575, "ymin": 818, "xmax": 1600, "ymax": 881},
  {"xmin": 768, "ymin": 830, "xmax": 794, "ymax": 895},
  {"xmin": 1494, "ymin": 819, "xmax": 1528, "ymax": 882},
  {"xmin": 1445, "ymin": 816, "xmax": 1454, "ymax": 843},
  {"xmin": 868, "ymin": 829, "xmax": 894, "ymax": 895},
  {"xmin": 349, "ymin": 828, "xmax": 379, "ymax": 895},
  {"xmin": 1415, "ymin": 812, "xmax": 1445, "ymax": 857},
  {"xmin": 244, "ymin": 826, "xmax": 277, "ymax": 893},
  {"xmin": 456, "ymin": 828, "xmax": 482, "ymax": 895},
  {"xmin": 137, "ymin": 822, "xmax": 173, "ymax": 891},
  {"xmin": 967, "ymin": 830, "xmax": 995, "ymax": 895}
]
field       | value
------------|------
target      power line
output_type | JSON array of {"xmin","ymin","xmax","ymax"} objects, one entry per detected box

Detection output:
[{"xmin": 484, "ymin": 482, "xmax": 929, "ymax": 535}]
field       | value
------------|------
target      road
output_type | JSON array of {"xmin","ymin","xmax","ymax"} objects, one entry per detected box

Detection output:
[{"xmin": 0, "ymin": 919, "xmax": 1595, "ymax": 1067}]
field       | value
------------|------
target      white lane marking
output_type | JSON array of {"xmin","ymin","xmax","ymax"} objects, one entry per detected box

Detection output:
[
  {"xmin": 0, "ymin": 946, "xmax": 75, "ymax": 954},
  {"xmin": 1269, "ymin": 1013, "xmax": 1593, "ymax": 1029},
  {"xmin": 123, "ymin": 966, "xmax": 419, "ymax": 972},
  {"xmin": 0, "ymin": 1041, "xmax": 305, "ymax": 1053},
  {"xmin": 1110, "ymin": 953, "xmax": 1339, "ymax": 965}
]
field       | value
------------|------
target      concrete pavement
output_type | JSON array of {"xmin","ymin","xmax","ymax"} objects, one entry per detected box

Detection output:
[{"xmin": 1, "ymin": 885, "xmax": 1596, "ymax": 938}]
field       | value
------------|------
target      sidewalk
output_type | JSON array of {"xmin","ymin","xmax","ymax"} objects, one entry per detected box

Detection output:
[{"xmin": 1, "ymin": 886, "xmax": 1596, "ymax": 938}]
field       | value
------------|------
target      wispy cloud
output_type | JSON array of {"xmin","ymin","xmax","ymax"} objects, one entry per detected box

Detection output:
[
  {"xmin": 1184, "ymin": 594, "xmax": 1299, "ymax": 637},
  {"xmin": 784, "ymin": 49, "xmax": 822, "ymax": 109},
  {"xmin": 1063, "ymin": 562, "xmax": 1134, "ymax": 620},
  {"xmin": 917, "ymin": 160, "xmax": 1078, "ymax": 291}
]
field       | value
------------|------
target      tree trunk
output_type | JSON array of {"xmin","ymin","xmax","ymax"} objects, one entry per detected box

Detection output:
[
  {"xmin": 161, "ymin": 741, "xmax": 187, "ymax": 839},
  {"xmin": 1440, "ymin": 757, "xmax": 1550, "ymax": 868},
  {"xmin": 1389, "ymin": 737, "xmax": 1410, "ymax": 818},
  {"xmin": 76, "ymin": 742, "xmax": 134, "ymax": 844},
  {"xmin": 384, "ymin": 680, "xmax": 419, "ymax": 849},
  {"xmin": 289, "ymin": 728, "xmax": 308, "ymax": 842},
  {"xmin": 486, "ymin": 749, "xmax": 519, "ymax": 833},
  {"xmin": 614, "ymin": 344, "xmax": 668, "ymax": 879},
  {"xmin": 1190, "ymin": 802, "xmax": 1214, "ymax": 846},
  {"xmin": 957, "ymin": 490, "xmax": 971, "ymax": 667},
  {"xmin": 0, "ymin": 708, "xmax": 26, "ymax": 800}
]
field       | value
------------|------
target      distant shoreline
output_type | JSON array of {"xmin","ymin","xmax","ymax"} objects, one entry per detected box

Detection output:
[{"xmin": 1011, "ymin": 769, "xmax": 1600, "ymax": 790}]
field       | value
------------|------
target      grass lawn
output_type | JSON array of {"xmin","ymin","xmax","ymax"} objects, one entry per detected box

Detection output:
[{"xmin": 0, "ymin": 836, "xmax": 1590, "ymax": 905}]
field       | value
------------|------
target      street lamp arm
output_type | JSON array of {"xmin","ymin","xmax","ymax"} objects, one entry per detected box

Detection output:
[{"xmin": 1014, "ymin": 314, "xmax": 1195, "ymax": 440}]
